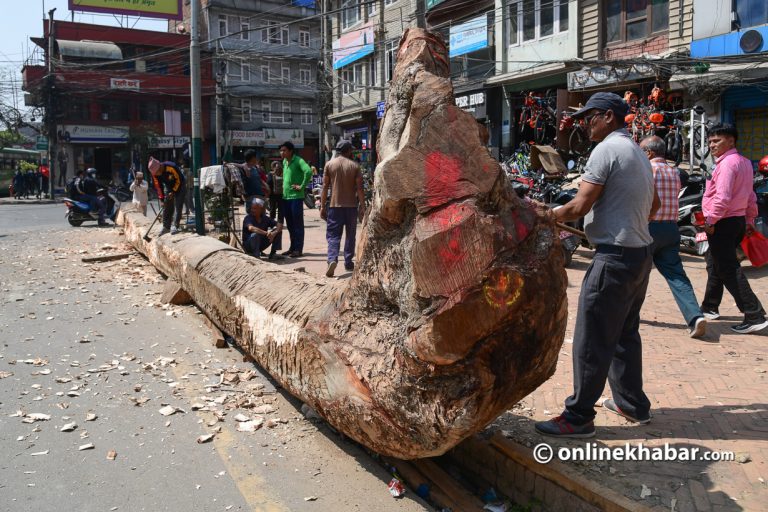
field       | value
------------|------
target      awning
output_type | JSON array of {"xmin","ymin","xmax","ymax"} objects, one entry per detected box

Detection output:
[
  {"xmin": 669, "ymin": 62, "xmax": 768, "ymax": 90},
  {"xmin": 485, "ymin": 63, "xmax": 573, "ymax": 87},
  {"xmin": 57, "ymin": 40, "xmax": 123, "ymax": 60},
  {"xmin": 328, "ymin": 104, "xmax": 376, "ymax": 124}
]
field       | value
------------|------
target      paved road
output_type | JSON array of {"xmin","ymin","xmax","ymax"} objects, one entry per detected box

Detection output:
[{"xmin": 0, "ymin": 203, "xmax": 430, "ymax": 512}]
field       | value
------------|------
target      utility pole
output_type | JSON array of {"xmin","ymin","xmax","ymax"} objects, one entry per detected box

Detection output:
[
  {"xmin": 190, "ymin": 0, "xmax": 205, "ymax": 235},
  {"xmin": 378, "ymin": 0, "xmax": 385, "ymax": 103},
  {"xmin": 47, "ymin": 8, "xmax": 56, "ymax": 199},
  {"xmin": 318, "ymin": 0, "xmax": 333, "ymax": 167},
  {"xmin": 215, "ymin": 57, "xmax": 225, "ymax": 164}
]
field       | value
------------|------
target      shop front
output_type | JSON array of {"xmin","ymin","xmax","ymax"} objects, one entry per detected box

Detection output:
[
  {"xmin": 57, "ymin": 124, "xmax": 130, "ymax": 183},
  {"xmin": 227, "ymin": 128, "xmax": 309, "ymax": 168},
  {"xmin": 722, "ymin": 85, "xmax": 768, "ymax": 164},
  {"xmin": 147, "ymin": 136, "xmax": 191, "ymax": 166}
]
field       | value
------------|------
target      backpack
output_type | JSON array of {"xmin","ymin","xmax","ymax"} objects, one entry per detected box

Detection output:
[{"xmin": 66, "ymin": 178, "xmax": 78, "ymax": 198}]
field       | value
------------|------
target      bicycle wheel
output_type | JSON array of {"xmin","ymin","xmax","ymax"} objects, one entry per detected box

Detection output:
[
  {"xmin": 534, "ymin": 115, "xmax": 548, "ymax": 145},
  {"xmin": 569, "ymin": 126, "xmax": 591, "ymax": 156},
  {"xmin": 692, "ymin": 124, "xmax": 710, "ymax": 160}
]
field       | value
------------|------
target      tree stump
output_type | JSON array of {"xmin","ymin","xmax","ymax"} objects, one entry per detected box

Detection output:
[{"xmin": 120, "ymin": 28, "xmax": 567, "ymax": 459}]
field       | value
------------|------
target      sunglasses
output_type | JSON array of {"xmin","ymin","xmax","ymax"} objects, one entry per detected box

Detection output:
[{"xmin": 583, "ymin": 111, "xmax": 607, "ymax": 124}]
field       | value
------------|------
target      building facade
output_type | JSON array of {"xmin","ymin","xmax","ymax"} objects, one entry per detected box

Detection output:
[
  {"xmin": 179, "ymin": 0, "xmax": 322, "ymax": 167},
  {"xmin": 22, "ymin": 20, "xmax": 216, "ymax": 184}
]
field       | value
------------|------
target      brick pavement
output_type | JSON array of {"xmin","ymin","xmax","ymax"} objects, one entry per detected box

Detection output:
[{"xmin": 257, "ymin": 207, "xmax": 768, "ymax": 511}]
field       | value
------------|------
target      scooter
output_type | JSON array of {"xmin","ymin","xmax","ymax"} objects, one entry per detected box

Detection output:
[{"xmin": 63, "ymin": 189, "xmax": 118, "ymax": 227}]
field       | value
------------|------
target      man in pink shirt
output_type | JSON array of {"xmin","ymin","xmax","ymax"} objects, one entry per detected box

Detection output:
[{"xmin": 701, "ymin": 123, "xmax": 766, "ymax": 334}]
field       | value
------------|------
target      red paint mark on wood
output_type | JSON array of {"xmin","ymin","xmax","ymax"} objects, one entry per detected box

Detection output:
[{"xmin": 424, "ymin": 151, "xmax": 462, "ymax": 210}]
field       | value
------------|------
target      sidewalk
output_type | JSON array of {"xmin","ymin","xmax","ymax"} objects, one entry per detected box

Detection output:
[
  {"xmin": 292, "ymin": 208, "xmax": 766, "ymax": 511},
  {"xmin": 0, "ymin": 196, "xmax": 61, "ymax": 205}
]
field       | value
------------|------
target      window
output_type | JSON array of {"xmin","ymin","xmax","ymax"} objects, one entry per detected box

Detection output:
[
  {"xmin": 241, "ymin": 99, "xmax": 252, "ymax": 123},
  {"xmin": 139, "ymin": 102, "xmax": 162, "ymax": 122},
  {"xmin": 281, "ymin": 101, "xmax": 291, "ymax": 124},
  {"xmin": 262, "ymin": 20, "xmax": 288, "ymax": 44},
  {"xmin": 261, "ymin": 64, "xmax": 270, "ymax": 83},
  {"xmin": 385, "ymin": 41, "xmax": 397, "ymax": 81},
  {"xmin": 281, "ymin": 63, "xmax": 291, "ymax": 84},
  {"xmin": 241, "ymin": 18, "xmax": 250, "ymax": 40},
  {"xmin": 370, "ymin": 57, "xmax": 377, "ymax": 88},
  {"xmin": 227, "ymin": 60, "xmax": 242, "ymax": 81},
  {"xmin": 299, "ymin": 26, "xmax": 311, "ymax": 47},
  {"xmin": 219, "ymin": 14, "xmax": 227, "ymax": 37},
  {"xmin": 241, "ymin": 59, "xmax": 251, "ymax": 81},
  {"xmin": 368, "ymin": 1, "xmax": 376, "ymax": 16},
  {"xmin": 262, "ymin": 101, "xmax": 271, "ymax": 122},
  {"xmin": 605, "ymin": 0, "xmax": 668, "ymax": 44},
  {"xmin": 342, "ymin": 0, "xmax": 360, "ymax": 29},
  {"xmin": 735, "ymin": 0, "xmax": 768, "ymax": 29},
  {"xmin": 299, "ymin": 65, "xmax": 312, "ymax": 84},
  {"xmin": 509, "ymin": 0, "xmax": 569, "ymax": 45},
  {"xmin": 301, "ymin": 104, "xmax": 313, "ymax": 125}
]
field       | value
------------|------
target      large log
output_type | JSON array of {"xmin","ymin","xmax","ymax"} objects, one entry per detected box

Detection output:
[{"xmin": 120, "ymin": 28, "xmax": 567, "ymax": 459}]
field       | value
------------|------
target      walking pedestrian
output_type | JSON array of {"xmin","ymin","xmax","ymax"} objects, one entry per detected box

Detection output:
[
  {"xmin": 148, "ymin": 157, "xmax": 186, "ymax": 235},
  {"xmin": 267, "ymin": 161, "xmax": 284, "ymax": 222},
  {"xmin": 130, "ymin": 171, "xmax": 149, "ymax": 215},
  {"xmin": 321, "ymin": 140, "xmax": 365, "ymax": 277},
  {"xmin": 279, "ymin": 141, "xmax": 312, "ymax": 257},
  {"xmin": 535, "ymin": 92, "xmax": 657, "ymax": 438},
  {"xmin": 640, "ymin": 136, "xmax": 707, "ymax": 338},
  {"xmin": 700, "ymin": 123, "xmax": 767, "ymax": 334},
  {"xmin": 12, "ymin": 170, "xmax": 24, "ymax": 199}
]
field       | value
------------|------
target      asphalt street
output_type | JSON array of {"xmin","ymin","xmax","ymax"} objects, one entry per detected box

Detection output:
[{"xmin": 0, "ymin": 202, "xmax": 430, "ymax": 512}]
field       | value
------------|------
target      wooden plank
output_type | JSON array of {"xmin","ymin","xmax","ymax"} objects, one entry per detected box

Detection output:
[
  {"xmin": 385, "ymin": 458, "xmax": 483, "ymax": 512},
  {"xmin": 489, "ymin": 432, "xmax": 652, "ymax": 512},
  {"xmin": 81, "ymin": 252, "xmax": 135, "ymax": 263},
  {"xmin": 412, "ymin": 459, "xmax": 485, "ymax": 512}
]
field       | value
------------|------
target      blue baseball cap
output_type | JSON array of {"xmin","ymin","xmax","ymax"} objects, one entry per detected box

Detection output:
[{"xmin": 572, "ymin": 92, "xmax": 629, "ymax": 119}]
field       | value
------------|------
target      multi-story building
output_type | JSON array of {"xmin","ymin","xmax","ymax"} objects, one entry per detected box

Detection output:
[
  {"xmin": 179, "ymin": 0, "xmax": 321, "ymax": 166},
  {"xmin": 674, "ymin": 0, "xmax": 768, "ymax": 163},
  {"xmin": 22, "ymin": 20, "xmax": 216, "ymax": 184},
  {"xmin": 328, "ymin": 0, "xmax": 423, "ymax": 172}
]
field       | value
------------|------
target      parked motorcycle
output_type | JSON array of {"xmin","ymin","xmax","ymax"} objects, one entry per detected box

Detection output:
[
  {"xmin": 63, "ymin": 189, "xmax": 118, "ymax": 227},
  {"xmin": 677, "ymin": 169, "xmax": 708, "ymax": 255}
]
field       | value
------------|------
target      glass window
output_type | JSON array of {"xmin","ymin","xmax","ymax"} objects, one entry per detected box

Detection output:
[
  {"xmin": 241, "ymin": 99, "xmax": 252, "ymax": 123},
  {"xmin": 626, "ymin": 19, "xmax": 647, "ymax": 40},
  {"xmin": 281, "ymin": 64, "xmax": 290, "ymax": 84},
  {"xmin": 262, "ymin": 101, "xmax": 271, "ymax": 122},
  {"xmin": 541, "ymin": 0, "xmax": 554, "ymax": 37},
  {"xmin": 559, "ymin": 1, "xmax": 569, "ymax": 32},
  {"xmin": 651, "ymin": 0, "xmax": 669, "ymax": 32},
  {"xmin": 219, "ymin": 15, "xmax": 227, "ymax": 36},
  {"xmin": 606, "ymin": 0, "xmax": 622, "ymax": 42},
  {"xmin": 735, "ymin": 0, "xmax": 768, "ymax": 28},
  {"xmin": 509, "ymin": 2, "xmax": 519, "ymax": 45},
  {"xmin": 261, "ymin": 65, "xmax": 270, "ymax": 83},
  {"xmin": 522, "ymin": 0, "xmax": 536, "ymax": 41},
  {"xmin": 299, "ymin": 65, "xmax": 311, "ymax": 84},
  {"xmin": 385, "ymin": 41, "xmax": 396, "ymax": 81},
  {"xmin": 299, "ymin": 26, "xmax": 311, "ymax": 47},
  {"xmin": 241, "ymin": 18, "xmax": 250, "ymax": 40},
  {"xmin": 301, "ymin": 104, "xmax": 313, "ymax": 125},
  {"xmin": 342, "ymin": 1, "xmax": 360, "ymax": 29},
  {"xmin": 282, "ymin": 101, "xmax": 291, "ymax": 124},
  {"xmin": 627, "ymin": 0, "xmax": 648, "ymax": 19}
]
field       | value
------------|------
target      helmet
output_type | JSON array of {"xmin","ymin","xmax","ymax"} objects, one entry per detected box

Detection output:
[
  {"xmin": 759, "ymin": 155, "xmax": 768, "ymax": 175},
  {"xmin": 86, "ymin": 167, "xmax": 98, "ymax": 176}
]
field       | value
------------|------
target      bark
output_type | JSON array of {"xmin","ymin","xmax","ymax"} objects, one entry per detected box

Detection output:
[{"xmin": 121, "ymin": 28, "xmax": 567, "ymax": 459}]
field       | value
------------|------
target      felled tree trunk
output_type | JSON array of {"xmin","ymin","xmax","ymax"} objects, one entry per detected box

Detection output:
[{"xmin": 121, "ymin": 28, "xmax": 567, "ymax": 459}]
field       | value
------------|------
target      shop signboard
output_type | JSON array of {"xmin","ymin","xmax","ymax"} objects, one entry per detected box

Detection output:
[
  {"xmin": 59, "ymin": 125, "xmax": 129, "ymax": 144},
  {"xmin": 35, "ymin": 136, "xmax": 49, "ymax": 150},
  {"xmin": 426, "ymin": 0, "xmax": 447, "ymax": 9},
  {"xmin": 449, "ymin": 15, "xmax": 488, "ymax": 58},
  {"xmin": 110, "ymin": 78, "xmax": 140, "ymax": 91},
  {"xmin": 148, "ymin": 136, "xmax": 190, "ymax": 149},
  {"xmin": 376, "ymin": 101, "xmax": 386, "ymax": 119},
  {"xmin": 455, "ymin": 91, "xmax": 486, "ymax": 118},
  {"xmin": 227, "ymin": 129, "xmax": 304, "ymax": 148},
  {"xmin": 333, "ymin": 22, "xmax": 374, "ymax": 69},
  {"xmin": 68, "ymin": 0, "xmax": 182, "ymax": 20},
  {"xmin": 567, "ymin": 64, "xmax": 656, "ymax": 91},
  {"xmin": 263, "ymin": 128, "xmax": 304, "ymax": 148}
]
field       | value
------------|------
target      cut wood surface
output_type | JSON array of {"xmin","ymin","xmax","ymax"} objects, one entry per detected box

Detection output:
[{"xmin": 120, "ymin": 28, "xmax": 567, "ymax": 459}]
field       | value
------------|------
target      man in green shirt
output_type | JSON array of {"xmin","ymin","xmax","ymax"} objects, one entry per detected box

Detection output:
[{"xmin": 280, "ymin": 141, "xmax": 313, "ymax": 257}]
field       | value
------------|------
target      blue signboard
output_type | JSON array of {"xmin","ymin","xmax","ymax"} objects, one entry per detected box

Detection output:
[
  {"xmin": 293, "ymin": 0, "xmax": 316, "ymax": 7},
  {"xmin": 449, "ymin": 15, "xmax": 488, "ymax": 58},
  {"xmin": 376, "ymin": 101, "xmax": 386, "ymax": 119},
  {"xmin": 333, "ymin": 23, "xmax": 375, "ymax": 70}
]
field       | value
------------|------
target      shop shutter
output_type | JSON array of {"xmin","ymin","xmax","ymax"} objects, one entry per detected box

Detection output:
[{"xmin": 734, "ymin": 107, "xmax": 768, "ymax": 164}]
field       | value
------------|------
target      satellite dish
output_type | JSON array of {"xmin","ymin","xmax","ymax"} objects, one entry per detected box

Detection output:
[{"xmin": 740, "ymin": 30, "xmax": 763, "ymax": 53}]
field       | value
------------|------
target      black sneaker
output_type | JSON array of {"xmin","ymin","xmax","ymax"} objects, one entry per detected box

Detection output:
[
  {"xmin": 345, "ymin": 262, "xmax": 354, "ymax": 271},
  {"xmin": 602, "ymin": 398, "xmax": 651, "ymax": 424},
  {"xmin": 534, "ymin": 415, "xmax": 595, "ymax": 438},
  {"xmin": 730, "ymin": 320, "xmax": 768, "ymax": 334},
  {"xmin": 702, "ymin": 310, "xmax": 720, "ymax": 320},
  {"xmin": 268, "ymin": 253, "xmax": 285, "ymax": 261}
]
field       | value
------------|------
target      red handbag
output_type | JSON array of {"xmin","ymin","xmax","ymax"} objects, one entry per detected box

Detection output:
[{"xmin": 741, "ymin": 230, "xmax": 768, "ymax": 268}]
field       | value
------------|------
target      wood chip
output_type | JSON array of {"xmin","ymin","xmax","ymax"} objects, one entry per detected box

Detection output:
[
  {"xmin": 106, "ymin": 450, "xmax": 117, "ymax": 460},
  {"xmin": 78, "ymin": 443, "xmax": 95, "ymax": 451},
  {"xmin": 197, "ymin": 434, "xmax": 215, "ymax": 444}
]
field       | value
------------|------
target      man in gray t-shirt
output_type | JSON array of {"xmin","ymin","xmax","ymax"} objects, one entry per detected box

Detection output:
[
  {"xmin": 535, "ymin": 92, "xmax": 658, "ymax": 439},
  {"xmin": 581, "ymin": 130, "xmax": 654, "ymax": 247}
]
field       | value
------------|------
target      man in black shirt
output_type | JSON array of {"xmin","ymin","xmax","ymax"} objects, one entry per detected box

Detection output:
[{"xmin": 242, "ymin": 198, "xmax": 284, "ymax": 260}]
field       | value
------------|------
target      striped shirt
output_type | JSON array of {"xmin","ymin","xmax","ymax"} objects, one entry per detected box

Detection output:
[{"xmin": 649, "ymin": 158, "xmax": 680, "ymax": 221}]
